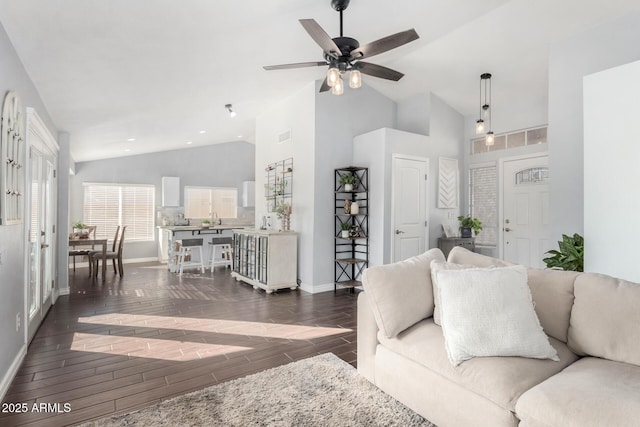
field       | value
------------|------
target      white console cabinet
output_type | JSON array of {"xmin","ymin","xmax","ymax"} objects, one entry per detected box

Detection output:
[{"xmin": 231, "ymin": 229, "xmax": 298, "ymax": 293}]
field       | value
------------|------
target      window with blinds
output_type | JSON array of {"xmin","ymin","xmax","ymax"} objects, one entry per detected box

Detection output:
[
  {"xmin": 184, "ymin": 186, "xmax": 237, "ymax": 219},
  {"xmin": 83, "ymin": 183, "xmax": 155, "ymax": 242},
  {"xmin": 469, "ymin": 165, "xmax": 497, "ymax": 246}
]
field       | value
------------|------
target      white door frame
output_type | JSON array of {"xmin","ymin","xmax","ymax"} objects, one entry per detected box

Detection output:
[
  {"xmin": 23, "ymin": 108, "xmax": 59, "ymax": 343},
  {"xmin": 498, "ymin": 152, "xmax": 549, "ymax": 260},
  {"xmin": 390, "ymin": 153, "xmax": 429, "ymax": 262}
]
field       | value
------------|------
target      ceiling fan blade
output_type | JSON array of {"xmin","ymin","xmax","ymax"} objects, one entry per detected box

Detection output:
[
  {"xmin": 356, "ymin": 61, "xmax": 404, "ymax": 81},
  {"xmin": 319, "ymin": 77, "xmax": 331, "ymax": 92},
  {"xmin": 299, "ymin": 19, "xmax": 342, "ymax": 59},
  {"xmin": 350, "ymin": 29, "xmax": 419, "ymax": 60},
  {"xmin": 263, "ymin": 61, "xmax": 327, "ymax": 71}
]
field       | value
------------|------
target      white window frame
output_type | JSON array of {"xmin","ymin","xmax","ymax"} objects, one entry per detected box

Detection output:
[
  {"xmin": 184, "ymin": 186, "xmax": 238, "ymax": 219},
  {"xmin": 82, "ymin": 182, "xmax": 155, "ymax": 242}
]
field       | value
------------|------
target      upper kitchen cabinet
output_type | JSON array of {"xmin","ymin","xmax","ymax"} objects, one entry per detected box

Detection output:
[{"xmin": 162, "ymin": 177, "xmax": 180, "ymax": 206}]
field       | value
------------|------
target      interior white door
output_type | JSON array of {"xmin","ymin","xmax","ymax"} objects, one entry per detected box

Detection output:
[
  {"xmin": 27, "ymin": 125, "xmax": 57, "ymax": 342},
  {"xmin": 392, "ymin": 156, "xmax": 428, "ymax": 262},
  {"xmin": 502, "ymin": 155, "xmax": 550, "ymax": 268}
]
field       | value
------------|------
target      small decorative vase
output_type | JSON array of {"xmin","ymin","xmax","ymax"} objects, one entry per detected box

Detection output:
[
  {"xmin": 344, "ymin": 183, "xmax": 353, "ymax": 192},
  {"xmin": 344, "ymin": 199, "xmax": 351, "ymax": 214},
  {"xmin": 281, "ymin": 215, "xmax": 290, "ymax": 231},
  {"xmin": 350, "ymin": 202, "xmax": 359, "ymax": 215}
]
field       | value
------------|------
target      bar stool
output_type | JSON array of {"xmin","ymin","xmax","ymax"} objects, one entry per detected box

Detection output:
[
  {"xmin": 176, "ymin": 238, "xmax": 205, "ymax": 276},
  {"xmin": 209, "ymin": 237, "xmax": 232, "ymax": 270}
]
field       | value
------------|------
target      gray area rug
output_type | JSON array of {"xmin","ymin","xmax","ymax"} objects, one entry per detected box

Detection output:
[{"xmin": 80, "ymin": 352, "xmax": 435, "ymax": 426}]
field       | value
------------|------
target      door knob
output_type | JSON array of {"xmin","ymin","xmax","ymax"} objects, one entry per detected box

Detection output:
[
  {"xmin": 504, "ymin": 228, "xmax": 512, "ymax": 232},
  {"xmin": 395, "ymin": 230, "xmax": 405, "ymax": 234}
]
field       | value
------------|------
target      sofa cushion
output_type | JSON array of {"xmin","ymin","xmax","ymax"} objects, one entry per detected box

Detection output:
[
  {"xmin": 362, "ymin": 248, "xmax": 445, "ymax": 338},
  {"xmin": 377, "ymin": 319, "xmax": 578, "ymax": 412},
  {"xmin": 568, "ymin": 273, "xmax": 640, "ymax": 366},
  {"xmin": 432, "ymin": 264, "xmax": 559, "ymax": 366},
  {"xmin": 516, "ymin": 357, "xmax": 640, "ymax": 427},
  {"xmin": 433, "ymin": 247, "xmax": 513, "ymax": 325},
  {"xmin": 526, "ymin": 268, "xmax": 578, "ymax": 343}
]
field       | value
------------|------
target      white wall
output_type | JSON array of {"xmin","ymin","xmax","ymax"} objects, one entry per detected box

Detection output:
[
  {"xmin": 255, "ymin": 83, "xmax": 316, "ymax": 290},
  {"xmin": 584, "ymin": 60, "xmax": 640, "ymax": 282},
  {"xmin": 0, "ymin": 21, "xmax": 58, "ymax": 398},
  {"xmin": 548, "ymin": 12, "xmax": 640, "ymax": 241}
]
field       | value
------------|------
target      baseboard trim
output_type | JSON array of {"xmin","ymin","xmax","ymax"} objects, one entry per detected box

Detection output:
[
  {"xmin": 0, "ymin": 344, "xmax": 27, "ymax": 402},
  {"xmin": 299, "ymin": 282, "xmax": 341, "ymax": 294}
]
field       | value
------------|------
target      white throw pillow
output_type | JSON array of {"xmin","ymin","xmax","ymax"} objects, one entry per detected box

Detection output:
[
  {"xmin": 433, "ymin": 264, "xmax": 559, "ymax": 366},
  {"xmin": 362, "ymin": 248, "xmax": 445, "ymax": 338}
]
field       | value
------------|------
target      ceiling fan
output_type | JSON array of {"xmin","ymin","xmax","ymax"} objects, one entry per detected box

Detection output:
[{"xmin": 263, "ymin": 0, "xmax": 419, "ymax": 95}]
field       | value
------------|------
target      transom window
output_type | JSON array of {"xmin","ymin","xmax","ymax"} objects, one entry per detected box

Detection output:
[
  {"xmin": 83, "ymin": 183, "xmax": 155, "ymax": 242},
  {"xmin": 184, "ymin": 186, "xmax": 237, "ymax": 219},
  {"xmin": 472, "ymin": 126, "xmax": 547, "ymax": 155}
]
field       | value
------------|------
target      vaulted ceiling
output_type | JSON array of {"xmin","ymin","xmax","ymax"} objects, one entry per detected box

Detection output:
[{"xmin": 0, "ymin": 0, "xmax": 637, "ymax": 161}]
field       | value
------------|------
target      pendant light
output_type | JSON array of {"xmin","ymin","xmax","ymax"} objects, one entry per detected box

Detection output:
[{"xmin": 475, "ymin": 73, "xmax": 494, "ymax": 146}]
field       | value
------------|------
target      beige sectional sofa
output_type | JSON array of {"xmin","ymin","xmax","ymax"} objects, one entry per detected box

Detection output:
[{"xmin": 357, "ymin": 247, "xmax": 640, "ymax": 427}]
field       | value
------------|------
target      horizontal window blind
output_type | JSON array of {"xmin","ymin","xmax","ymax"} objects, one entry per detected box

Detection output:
[
  {"xmin": 184, "ymin": 186, "xmax": 237, "ymax": 219},
  {"xmin": 83, "ymin": 183, "xmax": 155, "ymax": 242},
  {"xmin": 469, "ymin": 165, "xmax": 497, "ymax": 246}
]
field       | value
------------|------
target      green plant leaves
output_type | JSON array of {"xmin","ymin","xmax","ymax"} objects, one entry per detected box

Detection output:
[{"xmin": 543, "ymin": 233, "xmax": 584, "ymax": 272}]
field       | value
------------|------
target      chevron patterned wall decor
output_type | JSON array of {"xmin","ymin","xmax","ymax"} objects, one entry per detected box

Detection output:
[{"xmin": 438, "ymin": 157, "xmax": 458, "ymax": 208}]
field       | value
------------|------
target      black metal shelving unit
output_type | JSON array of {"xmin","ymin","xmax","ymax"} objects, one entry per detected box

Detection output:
[{"xmin": 334, "ymin": 166, "xmax": 369, "ymax": 293}]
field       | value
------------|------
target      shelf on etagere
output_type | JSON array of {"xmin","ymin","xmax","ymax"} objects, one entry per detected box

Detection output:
[
  {"xmin": 335, "ymin": 258, "xmax": 367, "ymax": 264},
  {"xmin": 335, "ymin": 280, "xmax": 362, "ymax": 288},
  {"xmin": 335, "ymin": 236, "xmax": 368, "ymax": 240}
]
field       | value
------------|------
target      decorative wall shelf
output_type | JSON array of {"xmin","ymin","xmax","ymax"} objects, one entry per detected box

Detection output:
[
  {"xmin": 265, "ymin": 157, "xmax": 293, "ymax": 213},
  {"xmin": 1, "ymin": 91, "xmax": 25, "ymax": 225}
]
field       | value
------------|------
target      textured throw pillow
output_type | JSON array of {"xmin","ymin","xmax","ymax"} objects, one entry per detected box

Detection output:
[
  {"xmin": 362, "ymin": 248, "xmax": 445, "ymax": 338},
  {"xmin": 431, "ymin": 260, "xmax": 474, "ymax": 326},
  {"xmin": 433, "ymin": 264, "xmax": 559, "ymax": 366}
]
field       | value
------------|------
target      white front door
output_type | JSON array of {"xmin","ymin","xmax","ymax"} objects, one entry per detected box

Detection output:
[
  {"xmin": 392, "ymin": 155, "xmax": 428, "ymax": 262},
  {"xmin": 501, "ymin": 155, "xmax": 550, "ymax": 268}
]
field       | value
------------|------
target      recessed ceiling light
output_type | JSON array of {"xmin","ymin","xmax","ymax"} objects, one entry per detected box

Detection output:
[
  {"xmin": 124, "ymin": 148, "xmax": 131, "ymax": 152},
  {"xmin": 186, "ymin": 141, "xmax": 193, "ymax": 145},
  {"xmin": 237, "ymin": 135, "xmax": 243, "ymax": 138},
  {"xmin": 199, "ymin": 130, "xmax": 206, "ymax": 134},
  {"xmin": 127, "ymin": 138, "xmax": 136, "ymax": 142}
]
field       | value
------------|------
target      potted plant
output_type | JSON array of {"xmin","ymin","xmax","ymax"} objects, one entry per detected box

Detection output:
[
  {"xmin": 274, "ymin": 201, "xmax": 292, "ymax": 231},
  {"xmin": 340, "ymin": 222, "xmax": 352, "ymax": 238},
  {"xmin": 201, "ymin": 219, "xmax": 211, "ymax": 228},
  {"xmin": 339, "ymin": 173, "xmax": 356, "ymax": 192},
  {"xmin": 543, "ymin": 233, "xmax": 584, "ymax": 272},
  {"xmin": 457, "ymin": 215, "xmax": 483, "ymax": 238}
]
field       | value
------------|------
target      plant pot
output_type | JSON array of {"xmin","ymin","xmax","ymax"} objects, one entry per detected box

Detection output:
[
  {"xmin": 460, "ymin": 227, "xmax": 472, "ymax": 238},
  {"xmin": 344, "ymin": 184, "xmax": 353, "ymax": 192},
  {"xmin": 341, "ymin": 230, "xmax": 350, "ymax": 238}
]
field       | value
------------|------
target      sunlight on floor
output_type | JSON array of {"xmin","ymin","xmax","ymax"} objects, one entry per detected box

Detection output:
[
  {"xmin": 70, "ymin": 332, "xmax": 253, "ymax": 361},
  {"xmin": 77, "ymin": 313, "xmax": 352, "ymax": 340}
]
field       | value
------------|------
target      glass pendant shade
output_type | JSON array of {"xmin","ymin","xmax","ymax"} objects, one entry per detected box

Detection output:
[
  {"xmin": 331, "ymin": 77, "xmax": 344, "ymax": 95},
  {"xmin": 486, "ymin": 131, "xmax": 495, "ymax": 146},
  {"xmin": 475, "ymin": 119, "xmax": 485, "ymax": 134},
  {"xmin": 349, "ymin": 69, "xmax": 362, "ymax": 89},
  {"xmin": 327, "ymin": 67, "xmax": 340, "ymax": 88}
]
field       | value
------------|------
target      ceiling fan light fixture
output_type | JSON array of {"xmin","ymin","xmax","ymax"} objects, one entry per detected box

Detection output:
[
  {"xmin": 327, "ymin": 66, "xmax": 340, "ymax": 88},
  {"xmin": 331, "ymin": 76, "xmax": 344, "ymax": 95},
  {"xmin": 349, "ymin": 69, "xmax": 362, "ymax": 89}
]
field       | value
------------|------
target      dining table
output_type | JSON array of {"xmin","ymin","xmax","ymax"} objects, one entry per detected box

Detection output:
[{"xmin": 69, "ymin": 238, "xmax": 108, "ymax": 280}]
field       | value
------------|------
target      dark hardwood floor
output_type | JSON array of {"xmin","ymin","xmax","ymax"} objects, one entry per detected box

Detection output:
[{"xmin": 1, "ymin": 263, "xmax": 359, "ymax": 426}]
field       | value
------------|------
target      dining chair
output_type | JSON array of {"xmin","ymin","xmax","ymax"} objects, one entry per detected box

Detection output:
[
  {"xmin": 69, "ymin": 225, "xmax": 97, "ymax": 271},
  {"xmin": 90, "ymin": 225, "xmax": 125, "ymax": 277}
]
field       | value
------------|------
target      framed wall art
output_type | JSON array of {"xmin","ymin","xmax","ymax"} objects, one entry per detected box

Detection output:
[{"xmin": 1, "ymin": 91, "xmax": 25, "ymax": 225}]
